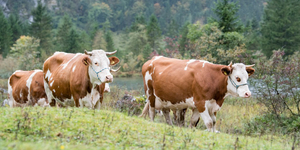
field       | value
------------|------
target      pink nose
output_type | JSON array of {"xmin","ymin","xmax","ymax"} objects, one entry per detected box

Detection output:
[
  {"xmin": 245, "ymin": 92, "xmax": 251, "ymax": 98},
  {"xmin": 105, "ymin": 75, "xmax": 113, "ymax": 82}
]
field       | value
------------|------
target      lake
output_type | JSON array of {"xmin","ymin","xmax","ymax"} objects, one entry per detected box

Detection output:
[{"xmin": 111, "ymin": 77, "xmax": 144, "ymax": 91}]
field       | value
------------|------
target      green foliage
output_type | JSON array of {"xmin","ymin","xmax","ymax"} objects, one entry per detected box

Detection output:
[
  {"xmin": 244, "ymin": 114, "xmax": 300, "ymax": 135},
  {"xmin": 8, "ymin": 36, "xmax": 42, "ymax": 70},
  {"xmin": 211, "ymin": 0, "xmax": 243, "ymax": 33},
  {"xmin": 88, "ymin": 2, "xmax": 112, "ymax": 26},
  {"xmin": 92, "ymin": 30, "xmax": 107, "ymax": 50},
  {"xmin": 30, "ymin": 0, "xmax": 53, "ymax": 57},
  {"xmin": 8, "ymin": 14, "xmax": 23, "ymax": 42},
  {"xmin": 261, "ymin": 0, "xmax": 300, "ymax": 57},
  {"xmin": 146, "ymin": 14, "xmax": 161, "ymax": 51},
  {"xmin": 67, "ymin": 28, "xmax": 81, "ymax": 53},
  {"xmin": 56, "ymin": 15, "xmax": 72, "ymax": 52},
  {"xmin": 0, "ymin": 9, "xmax": 12, "ymax": 58},
  {"xmin": 105, "ymin": 30, "xmax": 114, "ymax": 52},
  {"xmin": 126, "ymin": 24, "xmax": 147, "ymax": 56},
  {"xmin": 187, "ymin": 22, "xmax": 245, "ymax": 64},
  {"xmin": 142, "ymin": 43, "xmax": 151, "ymax": 60},
  {"xmin": 130, "ymin": 15, "xmax": 146, "ymax": 32},
  {"xmin": 178, "ymin": 22, "xmax": 190, "ymax": 57}
]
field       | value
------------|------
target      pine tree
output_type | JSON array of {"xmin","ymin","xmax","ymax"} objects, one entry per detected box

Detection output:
[
  {"xmin": 105, "ymin": 30, "xmax": 114, "ymax": 52},
  {"xmin": 166, "ymin": 19, "xmax": 179, "ymax": 38},
  {"xmin": 66, "ymin": 28, "xmax": 80, "ymax": 53},
  {"xmin": 178, "ymin": 22, "xmax": 190, "ymax": 56},
  {"xmin": 212, "ymin": 0, "xmax": 243, "ymax": 33},
  {"xmin": 261, "ymin": 0, "xmax": 300, "ymax": 57},
  {"xmin": 130, "ymin": 15, "xmax": 146, "ymax": 32},
  {"xmin": 8, "ymin": 14, "xmax": 23, "ymax": 42},
  {"xmin": 30, "ymin": 0, "xmax": 53, "ymax": 56},
  {"xmin": 143, "ymin": 43, "xmax": 151, "ymax": 61},
  {"xmin": 146, "ymin": 14, "xmax": 161, "ymax": 51},
  {"xmin": 56, "ymin": 15, "xmax": 72, "ymax": 51},
  {"xmin": 0, "ymin": 9, "xmax": 12, "ymax": 58}
]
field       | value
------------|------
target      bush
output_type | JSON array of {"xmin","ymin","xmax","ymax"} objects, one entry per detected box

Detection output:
[{"xmin": 244, "ymin": 114, "xmax": 300, "ymax": 135}]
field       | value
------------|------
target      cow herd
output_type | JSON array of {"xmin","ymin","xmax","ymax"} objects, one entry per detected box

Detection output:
[{"xmin": 6, "ymin": 49, "xmax": 255, "ymax": 132}]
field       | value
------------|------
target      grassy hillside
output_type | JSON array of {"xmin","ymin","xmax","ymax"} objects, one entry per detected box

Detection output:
[{"xmin": 0, "ymin": 107, "xmax": 294, "ymax": 150}]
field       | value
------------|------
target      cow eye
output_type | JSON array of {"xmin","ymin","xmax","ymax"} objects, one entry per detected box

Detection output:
[{"xmin": 236, "ymin": 77, "xmax": 241, "ymax": 82}]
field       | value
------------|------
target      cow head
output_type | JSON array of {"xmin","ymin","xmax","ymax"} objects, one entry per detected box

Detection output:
[
  {"xmin": 222, "ymin": 62, "xmax": 255, "ymax": 98},
  {"xmin": 84, "ymin": 50, "xmax": 120, "ymax": 85}
]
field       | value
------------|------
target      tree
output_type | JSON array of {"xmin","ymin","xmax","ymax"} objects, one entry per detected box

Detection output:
[
  {"xmin": 56, "ymin": 15, "xmax": 72, "ymax": 51},
  {"xmin": 143, "ymin": 43, "xmax": 151, "ymax": 61},
  {"xmin": 146, "ymin": 14, "xmax": 161, "ymax": 51},
  {"xmin": 105, "ymin": 30, "xmax": 114, "ymax": 52},
  {"xmin": 8, "ymin": 14, "xmax": 23, "ymax": 42},
  {"xmin": 9, "ymin": 36, "xmax": 41, "ymax": 70},
  {"xmin": 66, "ymin": 28, "xmax": 81, "ymax": 53},
  {"xmin": 30, "ymin": 0, "xmax": 53, "ymax": 57},
  {"xmin": 178, "ymin": 22, "xmax": 190, "ymax": 57},
  {"xmin": 92, "ymin": 30, "xmax": 107, "ymax": 50},
  {"xmin": 130, "ymin": 15, "xmax": 146, "ymax": 32},
  {"xmin": 211, "ymin": 0, "xmax": 243, "ymax": 33},
  {"xmin": 166, "ymin": 19, "xmax": 179, "ymax": 38},
  {"xmin": 0, "ymin": 9, "xmax": 12, "ymax": 58},
  {"xmin": 261, "ymin": 0, "xmax": 300, "ymax": 57}
]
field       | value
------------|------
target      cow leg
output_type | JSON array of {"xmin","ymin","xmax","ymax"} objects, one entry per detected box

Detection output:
[
  {"xmin": 176, "ymin": 108, "xmax": 187, "ymax": 127},
  {"xmin": 149, "ymin": 106, "xmax": 155, "ymax": 121},
  {"xmin": 189, "ymin": 108, "xmax": 200, "ymax": 128},
  {"xmin": 210, "ymin": 112, "xmax": 220, "ymax": 133},
  {"xmin": 44, "ymin": 79, "xmax": 54, "ymax": 106},
  {"xmin": 200, "ymin": 108, "xmax": 214, "ymax": 132},
  {"xmin": 139, "ymin": 101, "xmax": 149, "ymax": 118},
  {"xmin": 162, "ymin": 108, "xmax": 173, "ymax": 125}
]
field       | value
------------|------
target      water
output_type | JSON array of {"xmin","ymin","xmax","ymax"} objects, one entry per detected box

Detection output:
[{"xmin": 111, "ymin": 77, "xmax": 144, "ymax": 91}]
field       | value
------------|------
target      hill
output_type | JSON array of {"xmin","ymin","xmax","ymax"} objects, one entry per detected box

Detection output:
[{"xmin": 0, "ymin": 107, "xmax": 293, "ymax": 149}]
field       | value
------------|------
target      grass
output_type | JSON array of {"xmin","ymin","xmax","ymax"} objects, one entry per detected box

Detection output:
[{"xmin": 0, "ymin": 106, "xmax": 295, "ymax": 150}]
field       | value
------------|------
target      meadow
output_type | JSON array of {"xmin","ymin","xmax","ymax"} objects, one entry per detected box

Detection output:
[{"xmin": 0, "ymin": 84, "xmax": 298, "ymax": 150}]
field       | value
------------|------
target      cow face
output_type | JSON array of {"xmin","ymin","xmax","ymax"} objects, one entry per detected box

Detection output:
[
  {"xmin": 84, "ymin": 50, "xmax": 118, "ymax": 85},
  {"xmin": 225, "ymin": 63, "xmax": 255, "ymax": 98}
]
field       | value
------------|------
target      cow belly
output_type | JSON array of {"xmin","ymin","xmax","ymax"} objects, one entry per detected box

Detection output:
[{"xmin": 154, "ymin": 96, "xmax": 196, "ymax": 110}]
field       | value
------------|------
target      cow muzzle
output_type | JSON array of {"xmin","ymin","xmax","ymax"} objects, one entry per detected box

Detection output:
[{"xmin": 105, "ymin": 75, "xmax": 113, "ymax": 83}]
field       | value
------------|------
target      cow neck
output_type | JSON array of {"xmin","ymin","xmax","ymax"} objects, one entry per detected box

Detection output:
[{"xmin": 211, "ymin": 65, "xmax": 229, "ymax": 101}]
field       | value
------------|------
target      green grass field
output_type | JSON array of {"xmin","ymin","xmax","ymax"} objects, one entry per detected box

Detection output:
[{"xmin": 0, "ymin": 106, "xmax": 295, "ymax": 150}]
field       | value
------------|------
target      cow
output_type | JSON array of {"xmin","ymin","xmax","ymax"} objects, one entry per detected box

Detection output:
[
  {"xmin": 8, "ymin": 70, "xmax": 49, "ymax": 107},
  {"xmin": 43, "ymin": 50, "xmax": 119, "ymax": 109},
  {"xmin": 140, "ymin": 56, "xmax": 255, "ymax": 132}
]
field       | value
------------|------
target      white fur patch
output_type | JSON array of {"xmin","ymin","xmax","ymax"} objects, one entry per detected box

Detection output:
[
  {"xmin": 62, "ymin": 53, "xmax": 81, "ymax": 70},
  {"xmin": 79, "ymin": 85, "xmax": 101, "ymax": 109},
  {"xmin": 184, "ymin": 59, "xmax": 196, "ymax": 70},
  {"xmin": 149, "ymin": 56, "xmax": 163, "ymax": 66},
  {"xmin": 153, "ymin": 93, "xmax": 196, "ymax": 110},
  {"xmin": 198, "ymin": 60, "xmax": 211, "ymax": 67},
  {"xmin": 72, "ymin": 66, "xmax": 76, "ymax": 72},
  {"xmin": 45, "ymin": 69, "xmax": 52, "ymax": 80},
  {"xmin": 144, "ymin": 71, "xmax": 152, "ymax": 97},
  {"xmin": 50, "ymin": 80, "xmax": 54, "ymax": 87},
  {"xmin": 26, "ymin": 70, "xmax": 42, "ymax": 103}
]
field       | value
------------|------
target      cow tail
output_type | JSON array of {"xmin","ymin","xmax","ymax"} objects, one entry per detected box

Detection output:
[{"xmin": 139, "ymin": 101, "xmax": 149, "ymax": 118}]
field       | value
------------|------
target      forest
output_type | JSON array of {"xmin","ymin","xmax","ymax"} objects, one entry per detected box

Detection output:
[{"xmin": 0, "ymin": 0, "xmax": 300, "ymax": 149}]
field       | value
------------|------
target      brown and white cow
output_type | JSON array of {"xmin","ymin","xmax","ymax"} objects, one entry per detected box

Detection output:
[
  {"xmin": 8, "ymin": 70, "xmax": 49, "ymax": 107},
  {"xmin": 43, "ymin": 50, "xmax": 119, "ymax": 108},
  {"xmin": 140, "ymin": 56, "xmax": 255, "ymax": 132}
]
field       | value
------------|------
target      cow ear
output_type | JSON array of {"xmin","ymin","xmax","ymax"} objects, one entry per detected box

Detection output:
[
  {"xmin": 246, "ymin": 67, "xmax": 255, "ymax": 76},
  {"xmin": 109, "ymin": 56, "xmax": 120, "ymax": 66},
  {"xmin": 221, "ymin": 66, "xmax": 231, "ymax": 76},
  {"xmin": 82, "ymin": 56, "xmax": 91, "ymax": 66}
]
